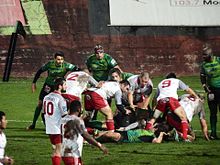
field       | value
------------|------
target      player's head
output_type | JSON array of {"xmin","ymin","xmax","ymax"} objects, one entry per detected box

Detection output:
[
  {"xmin": 165, "ymin": 72, "xmax": 176, "ymax": 79},
  {"xmin": 0, "ymin": 111, "xmax": 7, "ymax": 130},
  {"xmin": 69, "ymin": 100, "xmax": 83, "ymax": 117},
  {"xmin": 54, "ymin": 51, "xmax": 64, "ymax": 66},
  {"xmin": 109, "ymin": 68, "xmax": 122, "ymax": 82},
  {"xmin": 120, "ymin": 80, "xmax": 130, "ymax": 92},
  {"xmin": 54, "ymin": 77, "xmax": 67, "ymax": 91},
  {"xmin": 139, "ymin": 72, "xmax": 150, "ymax": 87},
  {"xmin": 94, "ymin": 44, "xmax": 104, "ymax": 59},
  {"xmin": 64, "ymin": 119, "xmax": 82, "ymax": 140},
  {"xmin": 202, "ymin": 43, "xmax": 213, "ymax": 62}
]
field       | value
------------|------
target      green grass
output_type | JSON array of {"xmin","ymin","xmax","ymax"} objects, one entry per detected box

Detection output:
[{"xmin": 1, "ymin": 76, "xmax": 220, "ymax": 165}]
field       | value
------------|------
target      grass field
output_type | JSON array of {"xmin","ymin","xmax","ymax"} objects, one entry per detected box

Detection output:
[{"xmin": 1, "ymin": 76, "xmax": 220, "ymax": 165}]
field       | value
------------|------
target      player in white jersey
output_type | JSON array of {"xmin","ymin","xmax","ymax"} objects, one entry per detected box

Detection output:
[
  {"xmin": 62, "ymin": 71, "xmax": 98, "ymax": 104},
  {"xmin": 0, "ymin": 111, "xmax": 14, "ymax": 165},
  {"xmin": 146, "ymin": 72, "xmax": 199, "ymax": 140},
  {"xmin": 167, "ymin": 94, "xmax": 209, "ymax": 140},
  {"xmin": 61, "ymin": 100, "xmax": 108, "ymax": 165},
  {"xmin": 84, "ymin": 80, "xmax": 130, "ymax": 131},
  {"xmin": 127, "ymin": 72, "xmax": 153, "ymax": 110},
  {"xmin": 43, "ymin": 78, "xmax": 68, "ymax": 165}
]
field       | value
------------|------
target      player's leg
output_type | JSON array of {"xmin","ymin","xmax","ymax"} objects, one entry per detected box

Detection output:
[
  {"xmin": 145, "ymin": 109, "xmax": 162, "ymax": 130},
  {"xmin": 49, "ymin": 134, "xmax": 62, "ymax": 165},
  {"xmin": 100, "ymin": 106, "xmax": 115, "ymax": 131},
  {"xmin": 208, "ymin": 100, "xmax": 218, "ymax": 139},
  {"xmin": 27, "ymin": 100, "xmax": 42, "ymax": 130},
  {"xmin": 145, "ymin": 98, "xmax": 166, "ymax": 130},
  {"xmin": 173, "ymin": 106, "xmax": 189, "ymax": 140}
]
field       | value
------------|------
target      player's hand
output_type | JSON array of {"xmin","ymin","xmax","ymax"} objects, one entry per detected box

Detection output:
[
  {"xmin": 31, "ymin": 83, "xmax": 36, "ymax": 93},
  {"xmin": 96, "ymin": 81, "xmax": 104, "ymax": 88},
  {"xmin": 125, "ymin": 109, "xmax": 132, "ymax": 115},
  {"xmin": 99, "ymin": 144, "xmax": 108, "ymax": 154},
  {"xmin": 3, "ymin": 156, "xmax": 14, "ymax": 165},
  {"xmin": 202, "ymin": 84, "xmax": 210, "ymax": 93}
]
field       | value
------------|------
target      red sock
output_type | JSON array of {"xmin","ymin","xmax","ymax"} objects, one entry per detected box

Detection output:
[
  {"xmin": 145, "ymin": 122, "xmax": 153, "ymax": 130},
  {"xmin": 62, "ymin": 157, "xmax": 74, "ymax": 165},
  {"xmin": 106, "ymin": 119, "xmax": 115, "ymax": 131},
  {"xmin": 86, "ymin": 127, "xmax": 94, "ymax": 135},
  {"xmin": 52, "ymin": 156, "xmax": 61, "ymax": 165},
  {"xmin": 181, "ymin": 120, "xmax": 189, "ymax": 140}
]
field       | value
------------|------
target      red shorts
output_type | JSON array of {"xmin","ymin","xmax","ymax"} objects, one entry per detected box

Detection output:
[
  {"xmin": 49, "ymin": 134, "xmax": 62, "ymax": 145},
  {"xmin": 156, "ymin": 97, "xmax": 181, "ymax": 113},
  {"xmin": 84, "ymin": 91, "xmax": 108, "ymax": 111},
  {"xmin": 62, "ymin": 157, "xmax": 83, "ymax": 165},
  {"xmin": 62, "ymin": 94, "xmax": 80, "ymax": 107}
]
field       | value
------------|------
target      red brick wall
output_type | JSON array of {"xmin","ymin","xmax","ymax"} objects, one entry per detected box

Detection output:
[{"xmin": 1, "ymin": 0, "xmax": 220, "ymax": 78}]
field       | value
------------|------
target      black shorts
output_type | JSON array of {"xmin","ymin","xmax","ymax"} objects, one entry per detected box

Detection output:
[{"xmin": 39, "ymin": 83, "xmax": 54, "ymax": 101}]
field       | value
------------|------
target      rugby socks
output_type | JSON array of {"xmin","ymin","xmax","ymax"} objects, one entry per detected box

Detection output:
[
  {"xmin": 145, "ymin": 122, "xmax": 153, "ymax": 130},
  {"xmin": 32, "ymin": 106, "xmax": 41, "ymax": 126},
  {"xmin": 106, "ymin": 119, "xmax": 115, "ymax": 131},
  {"xmin": 62, "ymin": 157, "xmax": 82, "ymax": 165},
  {"xmin": 181, "ymin": 120, "xmax": 189, "ymax": 140},
  {"xmin": 52, "ymin": 156, "xmax": 61, "ymax": 165}
]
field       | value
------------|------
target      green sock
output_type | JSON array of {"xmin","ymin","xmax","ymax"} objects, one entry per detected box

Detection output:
[{"xmin": 32, "ymin": 106, "xmax": 41, "ymax": 126}]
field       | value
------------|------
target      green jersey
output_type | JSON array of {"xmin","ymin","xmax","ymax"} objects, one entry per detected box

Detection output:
[
  {"xmin": 122, "ymin": 129, "xmax": 155, "ymax": 143},
  {"xmin": 121, "ymin": 72, "xmax": 134, "ymax": 80},
  {"xmin": 201, "ymin": 56, "xmax": 220, "ymax": 88},
  {"xmin": 86, "ymin": 53, "xmax": 118, "ymax": 81},
  {"xmin": 33, "ymin": 60, "xmax": 77, "ymax": 85}
]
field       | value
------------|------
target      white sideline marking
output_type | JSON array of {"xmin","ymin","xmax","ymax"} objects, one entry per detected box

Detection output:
[{"xmin": 8, "ymin": 120, "xmax": 43, "ymax": 123}]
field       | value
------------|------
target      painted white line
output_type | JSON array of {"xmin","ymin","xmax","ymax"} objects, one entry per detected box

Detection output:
[{"xmin": 8, "ymin": 120, "xmax": 43, "ymax": 123}]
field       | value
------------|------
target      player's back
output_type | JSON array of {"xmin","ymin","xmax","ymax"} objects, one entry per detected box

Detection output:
[
  {"xmin": 66, "ymin": 71, "xmax": 90, "ymax": 98},
  {"xmin": 179, "ymin": 94, "xmax": 204, "ymax": 122},
  {"xmin": 61, "ymin": 115, "xmax": 86, "ymax": 157},
  {"xmin": 44, "ymin": 92, "xmax": 67, "ymax": 134},
  {"xmin": 89, "ymin": 81, "xmax": 121, "ymax": 99},
  {"xmin": 157, "ymin": 78, "xmax": 181, "ymax": 100}
]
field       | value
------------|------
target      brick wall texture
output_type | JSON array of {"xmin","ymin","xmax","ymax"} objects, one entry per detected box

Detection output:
[{"xmin": 1, "ymin": 0, "xmax": 220, "ymax": 78}]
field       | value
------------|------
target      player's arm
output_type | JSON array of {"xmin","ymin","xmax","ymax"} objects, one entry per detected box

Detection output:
[
  {"xmin": 200, "ymin": 118, "xmax": 210, "ymax": 141},
  {"xmin": 32, "ymin": 67, "xmax": 45, "ymax": 93},
  {"xmin": 152, "ymin": 132, "xmax": 165, "ymax": 143},
  {"xmin": 127, "ymin": 90, "xmax": 136, "ymax": 110},
  {"xmin": 200, "ymin": 67, "xmax": 210, "ymax": 93},
  {"xmin": 82, "ymin": 131, "xmax": 108, "ymax": 154},
  {"xmin": 140, "ymin": 86, "xmax": 153, "ymax": 109},
  {"xmin": 115, "ymin": 91, "xmax": 131, "ymax": 115},
  {"xmin": 185, "ymin": 87, "xmax": 199, "ymax": 100}
]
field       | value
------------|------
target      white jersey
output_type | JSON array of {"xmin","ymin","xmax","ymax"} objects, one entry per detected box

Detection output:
[
  {"xmin": 157, "ymin": 78, "xmax": 188, "ymax": 100},
  {"xmin": 179, "ymin": 94, "xmax": 206, "ymax": 122},
  {"xmin": 88, "ymin": 81, "xmax": 122, "ymax": 101},
  {"xmin": 0, "ymin": 132, "xmax": 6, "ymax": 165},
  {"xmin": 128, "ymin": 75, "xmax": 153, "ymax": 94},
  {"xmin": 65, "ymin": 71, "xmax": 98, "ymax": 99},
  {"xmin": 44, "ymin": 91, "xmax": 68, "ymax": 134},
  {"xmin": 60, "ymin": 115, "xmax": 87, "ymax": 158}
]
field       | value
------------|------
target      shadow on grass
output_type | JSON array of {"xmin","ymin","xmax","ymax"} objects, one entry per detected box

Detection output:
[{"xmin": 119, "ymin": 150, "xmax": 219, "ymax": 158}]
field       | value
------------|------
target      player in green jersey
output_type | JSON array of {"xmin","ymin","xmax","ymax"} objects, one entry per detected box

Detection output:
[
  {"xmin": 85, "ymin": 45, "xmax": 122, "ymax": 82},
  {"xmin": 27, "ymin": 51, "xmax": 80, "ymax": 130},
  {"xmin": 200, "ymin": 44, "xmax": 220, "ymax": 140},
  {"xmin": 94, "ymin": 121, "xmax": 167, "ymax": 143},
  {"xmin": 108, "ymin": 68, "xmax": 133, "ymax": 82}
]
